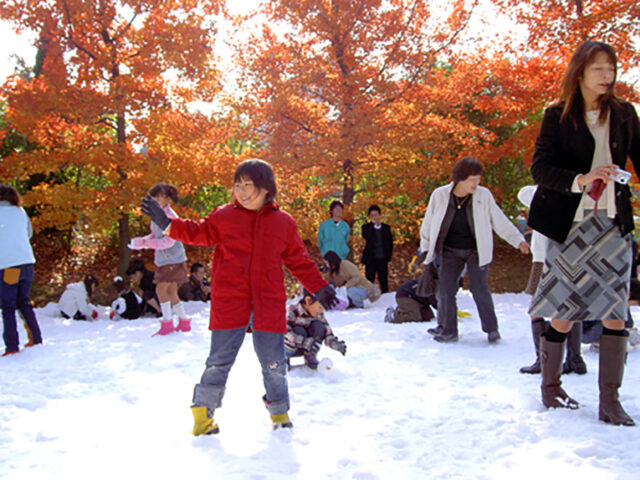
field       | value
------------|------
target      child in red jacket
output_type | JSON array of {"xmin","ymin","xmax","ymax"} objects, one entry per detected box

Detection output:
[{"xmin": 140, "ymin": 159, "xmax": 337, "ymax": 434}]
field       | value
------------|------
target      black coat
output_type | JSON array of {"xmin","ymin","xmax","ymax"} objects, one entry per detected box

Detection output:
[
  {"xmin": 361, "ymin": 222, "xmax": 393, "ymax": 264},
  {"xmin": 528, "ymin": 100, "xmax": 640, "ymax": 243}
]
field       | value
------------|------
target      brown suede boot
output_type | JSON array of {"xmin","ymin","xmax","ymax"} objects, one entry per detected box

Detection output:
[
  {"xmin": 540, "ymin": 337, "xmax": 579, "ymax": 409},
  {"xmin": 598, "ymin": 333, "xmax": 635, "ymax": 426}
]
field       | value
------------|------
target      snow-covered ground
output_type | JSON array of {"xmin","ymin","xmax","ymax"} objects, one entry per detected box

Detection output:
[{"xmin": 1, "ymin": 291, "xmax": 639, "ymax": 480}]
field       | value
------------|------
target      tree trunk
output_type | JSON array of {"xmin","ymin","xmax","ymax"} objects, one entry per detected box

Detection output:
[{"xmin": 117, "ymin": 213, "xmax": 131, "ymax": 276}]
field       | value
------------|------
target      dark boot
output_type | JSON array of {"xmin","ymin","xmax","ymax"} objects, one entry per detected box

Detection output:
[
  {"xmin": 563, "ymin": 322, "xmax": 587, "ymax": 374},
  {"xmin": 540, "ymin": 337, "xmax": 579, "ymax": 409},
  {"xmin": 520, "ymin": 318, "xmax": 547, "ymax": 374},
  {"xmin": 598, "ymin": 333, "xmax": 635, "ymax": 426}
]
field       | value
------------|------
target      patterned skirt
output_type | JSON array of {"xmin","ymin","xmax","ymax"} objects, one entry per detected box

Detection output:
[{"xmin": 529, "ymin": 210, "xmax": 631, "ymax": 321}]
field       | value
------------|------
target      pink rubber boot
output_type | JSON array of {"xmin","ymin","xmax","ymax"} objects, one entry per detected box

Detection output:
[
  {"xmin": 153, "ymin": 320, "xmax": 175, "ymax": 337},
  {"xmin": 176, "ymin": 318, "xmax": 191, "ymax": 332}
]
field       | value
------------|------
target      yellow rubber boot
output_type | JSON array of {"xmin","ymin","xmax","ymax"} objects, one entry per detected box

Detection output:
[
  {"xmin": 191, "ymin": 406, "xmax": 220, "ymax": 436},
  {"xmin": 270, "ymin": 412, "xmax": 293, "ymax": 430}
]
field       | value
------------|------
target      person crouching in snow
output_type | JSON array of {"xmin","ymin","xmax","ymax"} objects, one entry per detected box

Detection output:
[
  {"xmin": 285, "ymin": 288, "xmax": 347, "ymax": 369},
  {"xmin": 58, "ymin": 275, "xmax": 100, "ymax": 320},
  {"xmin": 129, "ymin": 183, "xmax": 191, "ymax": 336},
  {"xmin": 384, "ymin": 277, "xmax": 438, "ymax": 324},
  {"xmin": 139, "ymin": 159, "xmax": 338, "ymax": 434},
  {"xmin": 109, "ymin": 276, "xmax": 143, "ymax": 320}
]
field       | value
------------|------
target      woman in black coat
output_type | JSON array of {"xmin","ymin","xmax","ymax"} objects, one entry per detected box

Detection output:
[{"xmin": 527, "ymin": 40, "xmax": 640, "ymax": 426}]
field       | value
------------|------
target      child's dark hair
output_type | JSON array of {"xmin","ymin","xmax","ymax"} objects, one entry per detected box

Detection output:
[
  {"xmin": 234, "ymin": 159, "xmax": 277, "ymax": 203},
  {"xmin": 149, "ymin": 182, "xmax": 179, "ymax": 204},
  {"xmin": 368, "ymin": 204, "xmax": 380, "ymax": 216},
  {"xmin": 126, "ymin": 258, "xmax": 146, "ymax": 275},
  {"xmin": 630, "ymin": 279, "xmax": 640, "ymax": 303},
  {"xmin": 301, "ymin": 288, "xmax": 318, "ymax": 303},
  {"xmin": 113, "ymin": 276, "xmax": 126, "ymax": 291},
  {"xmin": 0, "ymin": 185, "xmax": 20, "ymax": 206},
  {"xmin": 323, "ymin": 250, "xmax": 342, "ymax": 276},
  {"xmin": 329, "ymin": 200, "xmax": 343, "ymax": 214},
  {"xmin": 190, "ymin": 262, "xmax": 204, "ymax": 274},
  {"xmin": 84, "ymin": 274, "xmax": 99, "ymax": 296},
  {"xmin": 451, "ymin": 157, "xmax": 483, "ymax": 184}
]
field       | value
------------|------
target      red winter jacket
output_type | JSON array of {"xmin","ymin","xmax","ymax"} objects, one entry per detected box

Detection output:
[{"xmin": 168, "ymin": 201, "xmax": 328, "ymax": 333}]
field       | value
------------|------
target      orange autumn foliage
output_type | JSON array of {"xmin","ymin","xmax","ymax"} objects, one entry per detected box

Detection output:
[{"xmin": 0, "ymin": 0, "xmax": 229, "ymax": 274}]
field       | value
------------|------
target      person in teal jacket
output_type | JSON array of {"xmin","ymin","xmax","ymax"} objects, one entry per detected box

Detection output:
[{"xmin": 317, "ymin": 200, "xmax": 350, "ymax": 259}]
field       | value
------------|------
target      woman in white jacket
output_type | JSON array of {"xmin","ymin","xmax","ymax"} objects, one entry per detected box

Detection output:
[{"xmin": 420, "ymin": 157, "xmax": 530, "ymax": 343}]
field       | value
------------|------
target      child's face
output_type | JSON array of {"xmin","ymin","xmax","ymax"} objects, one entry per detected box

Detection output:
[
  {"xmin": 302, "ymin": 296, "xmax": 323, "ymax": 317},
  {"xmin": 130, "ymin": 271, "xmax": 143, "ymax": 284},
  {"xmin": 234, "ymin": 177, "xmax": 268, "ymax": 211},
  {"xmin": 153, "ymin": 194, "xmax": 169, "ymax": 208}
]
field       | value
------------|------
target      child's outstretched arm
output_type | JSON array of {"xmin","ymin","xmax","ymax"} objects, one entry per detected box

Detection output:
[
  {"xmin": 283, "ymin": 219, "xmax": 337, "ymax": 309},
  {"xmin": 140, "ymin": 195, "xmax": 219, "ymax": 247}
]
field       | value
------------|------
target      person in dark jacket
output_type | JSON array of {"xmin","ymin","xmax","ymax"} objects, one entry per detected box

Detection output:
[
  {"xmin": 527, "ymin": 40, "xmax": 640, "ymax": 426},
  {"xmin": 110, "ymin": 276, "xmax": 143, "ymax": 320},
  {"xmin": 126, "ymin": 258, "xmax": 161, "ymax": 317},
  {"xmin": 178, "ymin": 262, "xmax": 211, "ymax": 302},
  {"xmin": 384, "ymin": 278, "xmax": 437, "ymax": 324},
  {"xmin": 361, "ymin": 205, "xmax": 393, "ymax": 293}
]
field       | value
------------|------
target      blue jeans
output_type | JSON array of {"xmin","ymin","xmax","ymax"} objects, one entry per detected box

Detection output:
[
  {"xmin": 2, "ymin": 264, "xmax": 42, "ymax": 353},
  {"xmin": 347, "ymin": 286, "xmax": 368, "ymax": 308},
  {"xmin": 192, "ymin": 326, "xmax": 289, "ymax": 415}
]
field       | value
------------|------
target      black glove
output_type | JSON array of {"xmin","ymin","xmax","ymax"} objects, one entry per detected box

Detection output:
[
  {"xmin": 140, "ymin": 195, "xmax": 171, "ymax": 230},
  {"xmin": 328, "ymin": 336, "xmax": 346, "ymax": 356},
  {"xmin": 315, "ymin": 284, "xmax": 338, "ymax": 310},
  {"xmin": 301, "ymin": 336, "xmax": 321, "ymax": 355}
]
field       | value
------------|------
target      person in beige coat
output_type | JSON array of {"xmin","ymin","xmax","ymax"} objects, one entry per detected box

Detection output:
[{"xmin": 322, "ymin": 251, "xmax": 381, "ymax": 308}]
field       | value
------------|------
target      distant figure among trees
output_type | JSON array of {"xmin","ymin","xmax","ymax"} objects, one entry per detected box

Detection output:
[
  {"xmin": 318, "ymin": 200, "xmax": 350, "ymax": 260},
  {"xmin": 361, "ymin": 205, "xmax": 393, "ymax": 294}
]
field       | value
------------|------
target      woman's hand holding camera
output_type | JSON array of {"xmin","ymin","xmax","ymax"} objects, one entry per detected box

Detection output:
[{"xmin": 577, "ymin": 165, "xmax": 618, "ymax": 189}]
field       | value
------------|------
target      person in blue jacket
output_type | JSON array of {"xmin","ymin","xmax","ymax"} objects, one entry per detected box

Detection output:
[
  {"xmin": 317, "ymin": 200, "xmax": 350, "ymax": 259},
  {"xmin": 0, "ymin": 185, "xmax": 42, "ymax": 356}
]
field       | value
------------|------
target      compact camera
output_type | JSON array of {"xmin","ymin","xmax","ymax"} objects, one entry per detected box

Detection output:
[{"xmin": 611, "ymin": 167, "xmax": 632, "ymax": 185}]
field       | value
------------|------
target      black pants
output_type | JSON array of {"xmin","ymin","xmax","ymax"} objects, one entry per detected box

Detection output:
[
  {"xmin": 438, "ymin": 247, "xmax": 498, "ymax": 336},
  {"xmin": 365, "ymin": 258, "xmax": 389, "ymax": 293}
]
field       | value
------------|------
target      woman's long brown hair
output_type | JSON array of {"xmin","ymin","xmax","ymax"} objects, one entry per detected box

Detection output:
[{"xmin": 558, "ymin": 40, "xmax": 618, "ymax": 126}]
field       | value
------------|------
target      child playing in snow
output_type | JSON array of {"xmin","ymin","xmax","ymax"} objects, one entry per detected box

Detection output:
[
  {"xmin": 109, "ymin": 276, "xmax": 143, "ymax": 320},
  {"xmin": 129, "ymin": 183, "xmax": 191, "ymax": 336},
  {"xmin": 285, "ymin": 288, "xmax": 347, "ymax": 369},
  {"xmin": 58, "ymin": 275, "xmax": 99, "ymax": 320},
  {"xmin": 139, "ymin": 159, "xmax": 338, "ymax": 434}
]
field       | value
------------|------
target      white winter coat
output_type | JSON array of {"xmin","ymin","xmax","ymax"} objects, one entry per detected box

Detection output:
[
  {"xmin": 58, "ymin": 281, "xmax": 95, "ymax": 317},
  {"xmin": 420, "ymin": 183, "xmax": 525, "ymax": 267},
  {"xmin": 517, "ymin": 185, "xmax": 548, "ymax": 263}
]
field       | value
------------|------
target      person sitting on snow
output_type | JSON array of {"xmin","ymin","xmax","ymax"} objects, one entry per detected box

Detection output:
[
  {"xmin": 178, "ymin": 262, "xmax": 211, "ymax": 302},
  {"xmin": 58, "ymin": 274, "xmax": 99, "ymax": 320},
  {"xmin": 126, "ymin": 258, "xmax": 161, "ymax": 317},
  {"xmin": 285, "ymin": 288, "xmax": 347, "ymax": 369},
  {"xmin": 109, "ymin": 276, "xmax": 143, "ymax": 320}
]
